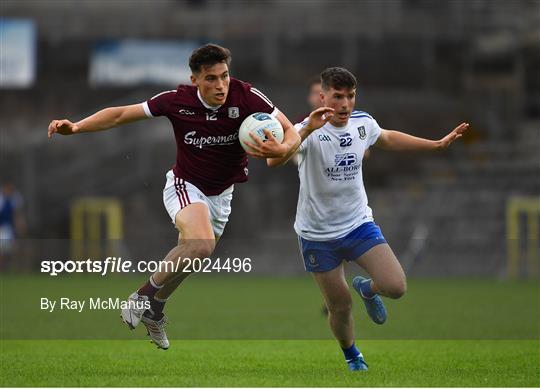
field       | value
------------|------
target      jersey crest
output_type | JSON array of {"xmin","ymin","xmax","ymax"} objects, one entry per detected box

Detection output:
[
  {"xmin": 358, "ymin": 126, "xmax": 366, "ymax": 140},
  {"xmin": 228, "ymin": 107, "xmax": 239, "ymax": 118}
]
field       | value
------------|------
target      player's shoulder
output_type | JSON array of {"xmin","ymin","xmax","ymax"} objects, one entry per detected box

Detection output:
[
  {"xmin": 228, "ymin": 77, "xmax": 252, "ymax": 96},
  {"xmin": 230, "ymin": 77, "xmax": 248, "ymax": 88},
  {"xmin": 149, "ymin": 84, "xmax": 196, "ymax": 102},
  {"xmin": 175, "ymin": 84, "xmax": 198, "ymax": 104},
  {"xmin": 148, "ymin": 88, "xmax": 177, "ymax": 101},
  {"xmin": 229, "ymin": 77, "xmax": 259, "ymax": 92},
  {"xmin": 350, "ymin": 110, "xmax": 374, "ymax": 120},
  {"xmin": 227, "ymin": 77, "xmax": 250, "ymax": 102},
  {"xmin": 230, "ymin": 77, "xmax": 272, "ymax": 105},
  {"xmin": 349, "ymin": 110, "xmax": 378, "ymax": 127}
]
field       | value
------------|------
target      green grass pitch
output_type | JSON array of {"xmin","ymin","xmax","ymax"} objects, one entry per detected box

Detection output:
[
  {"xmin": 2, "ymin": 339, "xmax": 538, "ymax": 386},
  {"xmin": 1, "ymin": 275, "xmax": 539, "ymax": 386}
]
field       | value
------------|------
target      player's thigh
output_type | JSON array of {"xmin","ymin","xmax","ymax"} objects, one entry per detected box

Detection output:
[
  {"xmin": 204, "ymin": 185, "xmax": 233, "ymax": 238},
  {"xmin": 312, "ymin": 264, "xmax": 352, "ymax": 314},
  {"xmin": 354, "ymin": 243, "xmax": 406, "ymax": 298},
  {"xmin": 174, "ymin": 203, "xmax": 216, "ymax": 258},
  {"xmin": 174, "ymin": 203, "xmax": 214, "ymax": 240},
  {"xmin": 163, "ymin": 170, "xmax": 214, "ymax": 240}
]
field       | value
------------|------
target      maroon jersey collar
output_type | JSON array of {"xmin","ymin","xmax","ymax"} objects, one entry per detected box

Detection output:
[{"xmin": 197, "ymin": 89, "xmax": 222, "ymax": 110}]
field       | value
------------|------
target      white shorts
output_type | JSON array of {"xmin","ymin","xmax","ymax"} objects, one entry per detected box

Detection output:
[{"xmin": 162, "ymin": 170, "xmax": 233, "ymax": 237}]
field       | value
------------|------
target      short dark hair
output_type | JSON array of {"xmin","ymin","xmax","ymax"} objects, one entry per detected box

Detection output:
[
  {"xmin": 189, "ymin": 43, "xmax": 231, "ymax": 73},
  {"xmin": 320, "ymin": 67, "xmax": 357, "ymax": 91}
]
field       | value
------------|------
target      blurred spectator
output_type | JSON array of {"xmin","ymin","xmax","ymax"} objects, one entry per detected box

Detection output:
[
  {"xmin": 295, "ymin": 77, "xmax": 323, "ymax": 124},
  {"xmin": 307, "ymin": 76, "xmax": 323, "ymax": 111},
  {"xmin": 0, "ymin": 182, "xmax": 26, "ymax": 271}
]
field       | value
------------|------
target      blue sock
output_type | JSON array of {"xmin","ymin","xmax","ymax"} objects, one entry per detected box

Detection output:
[
  {"xmin": 341, "ymin": 342, "xmax": 360, "ymax": 362},
  {"xmin": 359, "ymin": 279, "xmax": 376, "ymax": 299}
]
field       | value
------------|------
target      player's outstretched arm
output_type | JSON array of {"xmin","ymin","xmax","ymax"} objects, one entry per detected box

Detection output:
[
  {"xmin": 47, "ymin": 104, "xmax": 148, "ymax": 139},
  {"xmin": 375, "ymin": 122, "xmax": 469, "ymax": 151},
  {"xmin": 266, "ymin": 107, "xmax": 335, "ymax": 167}
]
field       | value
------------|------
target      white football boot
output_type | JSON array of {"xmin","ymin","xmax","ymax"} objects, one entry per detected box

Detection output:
[
  {"xmin": 120, "ymin": 292, "xmax": 149, "ymax": 330},
  {"xmin": 141, "ymin": 314, "xmax": 170, "ymax": 350}
]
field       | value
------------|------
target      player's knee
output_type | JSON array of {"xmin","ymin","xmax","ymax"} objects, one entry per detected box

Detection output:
[
  {"xmin": 187, "ymin": 239, "xmax": 215, "ymax": 259},
  {"xmin": 383, "ymin": 280, "xmax": 407, "ymax": 299},
  {"xmin": 327, "ymin": 298, "xmax": 352, "ymax": 317}
]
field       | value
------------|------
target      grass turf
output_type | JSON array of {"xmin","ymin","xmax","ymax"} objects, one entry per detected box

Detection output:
[
  {"xmin": 1, "ymin": 339, "xmax": 538, "ymax": 387},
  {"xmin": 1, "ymin": 275, "xmax": 539, "ymax": 339},
  {"xmin": 1, "ymin": 275, "xmax": 539, "ymax": 386}
]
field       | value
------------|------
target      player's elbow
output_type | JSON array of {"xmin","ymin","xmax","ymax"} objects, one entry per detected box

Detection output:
[{"xmin": 104, "ymin": 107, "xmax": 125, "ymax": 127}]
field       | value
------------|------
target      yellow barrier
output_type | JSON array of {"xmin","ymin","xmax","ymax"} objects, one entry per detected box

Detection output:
[
  {"xmin": 70, "ymin": 197, "xmax": 123, "ymax": 260},
  {"xmin": 506, "ymin": 196, "xmax": 540, "ymax": 278}
]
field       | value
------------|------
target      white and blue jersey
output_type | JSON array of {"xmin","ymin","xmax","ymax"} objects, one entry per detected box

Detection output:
[
  {"xmin": 294, "ymin": 111, "xmax": 382, "ymax": 241},
  {"xmin": 294, "ymin": 111, "xmax": 386, "ymax": 271}
]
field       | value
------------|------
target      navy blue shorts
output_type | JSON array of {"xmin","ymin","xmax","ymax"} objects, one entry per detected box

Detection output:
[{"xmin": 298, "ymin": 222, "xmax": 387, "ymax": 272}]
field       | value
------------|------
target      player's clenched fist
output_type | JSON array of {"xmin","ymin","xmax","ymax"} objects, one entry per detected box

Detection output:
[{"xmin": 47, "ymin": 119, "xmax": 78, "ymax": 138}]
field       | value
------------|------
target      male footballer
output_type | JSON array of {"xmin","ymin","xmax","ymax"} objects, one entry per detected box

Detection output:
[
  {"xmin": 48, "ymin": 44, "xmax": 300, "ymax": 350},
  {"xmin": 264, "ymin": 67, "xmax": 468, "ymax": 371}
]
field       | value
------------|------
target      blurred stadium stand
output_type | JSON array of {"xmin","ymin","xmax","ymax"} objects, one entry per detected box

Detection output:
[{"xmin": 1, "ymin": 0, "xmax": 539, "ymax": 276}]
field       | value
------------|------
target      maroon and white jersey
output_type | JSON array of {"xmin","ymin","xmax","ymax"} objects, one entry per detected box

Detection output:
[{"xmin": 142, "ymin": 78, "xmax": 278, "ymax": 196}]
